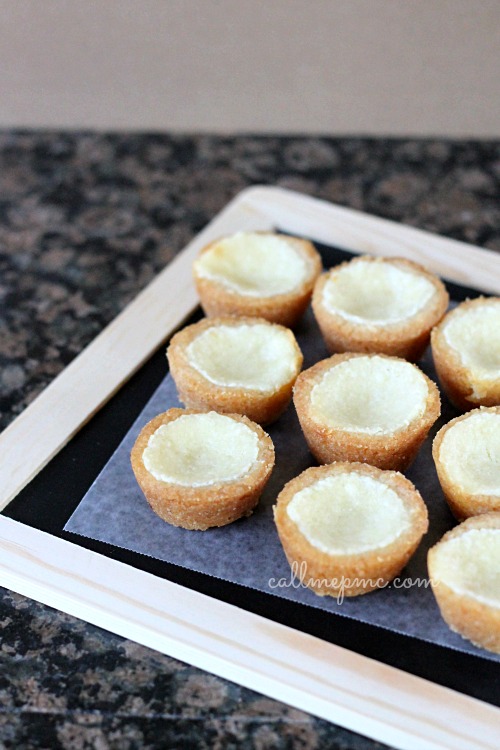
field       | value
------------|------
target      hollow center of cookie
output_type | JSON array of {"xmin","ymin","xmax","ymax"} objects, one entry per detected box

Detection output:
[
  {"xmin": 443, "ymin": 303, "xmax": 500, "ymax": 385},
  {"xmin": 186, "ymin": 323, "xmax": 299, "ymax": 391},
  {"xmin": 439, "ymin": 412, "xmax": 500, "ymax": 496},
  {"xmin": 142, "ymin": 412, "xmax": 259, "ymax": 486},
  {"xmin": 195, "ymin": 232, "xmax": 308, "ymax": 297},
  {"xmin": 322, "ymin": 260, "xmax": 435, "ymax": 324},
  {"xmin": 287, "ymin": 472, "xmax": 410, "ymax": 554},
  {"xmin": 310, "ymin": 356, "xmax": 428, "ymax": 434},
  {"xmin": 432, "ymin": 529, "xmax": 500, "ymax": 608}
]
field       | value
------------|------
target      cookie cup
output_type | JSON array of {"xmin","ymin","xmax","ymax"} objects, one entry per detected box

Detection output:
[
  {"xmin": 131, "ymin": 408, "xmax": 275, "ymax": 530},
  {"xmin": 312, "ymin": 256, "xmax": 448, "ymax": 361},
  {"xmin": 167, "ymin": 316, "xmax": 303, "ymax": 425},
  {"xmin": 432, "ymin": 407, "xmax": 500, "ymax": 520},
  {"xmin": 193, "ymin": 231, "xmax": 322, "ymax": 328},
  {"xmin": 428, "ymin": 513, "xmax": 500, "ymax": 654},
  {"xmin": 273, "ymin": 462, "xmax": 428, "ymax": 598},
  {"xmin": 431, "ymin": 297, "xmax": 500, "ymax": 411},
  {"xmin": 293, "ymin": 352, "xmax": 440, "ymax": 471}
]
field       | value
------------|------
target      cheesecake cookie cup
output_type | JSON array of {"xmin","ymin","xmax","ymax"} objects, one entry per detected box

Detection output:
[
  {"xmin": 428, "ymin": 513, "xmax": 500, "ymax": 654},
  {"xmin": 312, "ymin": 255, "xmax": 449, "ymax": 360},
  {"xmin": 167, "ymin": 316, "xmax": 303, "ymax": 425},
  {"xmin": 293, "ymin": 352, "xmax": 440, "ymax": 471},
  {"xmin": 431, "ymin": 297, "xmax": 500, "ymax": 411},
  {"xmin": 274, "ymin": 462, "xmax": 428, "ymax": 598},
  {"xmin": 193, "ymin": 231, "xmax": 322, "ymax": 327},
  {"xmin": 433, "ymin": 407, "xmax": 500, "ymax": 520},
  {"xmin": 131, "ymin": 409, "xmax": 275, "ymax": 530}
]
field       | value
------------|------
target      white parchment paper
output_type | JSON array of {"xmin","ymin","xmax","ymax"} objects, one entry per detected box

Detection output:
[{"xmin": 65, "ymin": 309, "xmax": 500, "ymax": 662}]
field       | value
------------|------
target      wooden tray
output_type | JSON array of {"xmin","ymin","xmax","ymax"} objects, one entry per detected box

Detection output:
[{"xmin": 1, "ymin": 186, "xmax": 499, "ymax": 750}]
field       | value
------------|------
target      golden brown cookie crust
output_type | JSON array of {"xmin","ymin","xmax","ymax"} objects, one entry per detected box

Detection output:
[
  {"xmin": 193, "ymin": 232, "xmax": 322, "ymax": 328},
  {"xmin": 274, "ymin": 462, "xmax": 428, "ymax": 598},
  {"xmin": 312, "ymin": 256, "xmax": 449, "ymax": 361},
  {"xmin": 167, "ymin": 316, "xmax": 303, "ymax": 425},
  {"xmin": 431, "ymin": 297, "xmax": 500, "ymax": 411},
  {"xmin": 131, "ymin": 408, "xmax": 275, "ymax": 530},
  {"xmin": 428, "ymin": 513, "xmax": 500, "ymax": 654},
  {"xmin": 432, "ymin": 406, "xmax": 500, "ymax": 520},
  {"xmin": 293, "ymin": 352, "xmax": 441, "ymax": 472}
]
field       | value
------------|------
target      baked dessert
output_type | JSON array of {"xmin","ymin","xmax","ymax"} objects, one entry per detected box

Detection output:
[
  {"xmin": 312, "ymin": 255, "xmax": 449, "ymax": 361},
  {"xmin": 293, "ymin": 352, "xmax": 440, "ymax": 471},
  {"xmin": 433, "ymin": 407, "xmax": 500, "ymax": 520},
  {"xmin": 193, "ymin": 231, "xmax": 322, "ymax": 327},
  {"xmin": 131, "ymin": 408, "xmax": 274, "ymax": 530},
  {"xmin": 428, "ymin": 513, "xmax": 500, "ymax": 654},
  {"xmin": 274, "ymin": 462, "xmax": 428, "ymax": 598},
  {"xmin": 167, "ymin": 316, "xmax": 303, "ymax": 425},
  {"xmin": 431, "ymin": 296, "xmax": 500, "ymax": 411}
]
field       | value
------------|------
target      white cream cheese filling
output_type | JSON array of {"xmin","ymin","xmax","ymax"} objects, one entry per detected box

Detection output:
[
  {"xmin": 310, "ymin": 356, "xmax": 428, "ymax": 434},
  {"xmin": 322, "ymin": 259, "xmax": 436, "ymax": 325},
  {"xmin": 439, "ymin": 411, "xmax": 500, "ymax": 496},
  {"xmin": 432, "ymin": 529, "xmax": 500, "ymax": 608},
  {"xmin": 142, "ymin": 412, "xmax": 259, "ymax": 487},
  {"xmin": 287, "ymin": 472, "xmax": 410, "ymax": 554},
  {"xmin": 443, "ymin": 303, "xmax": 500, "ymax": 394},
  {"xmin": 194, "ymin": 232, "xmax": 309, "ymax": 297},
  {"xmin": 186, "ymin": 323, "xmax": 299, "ymax": 391}
]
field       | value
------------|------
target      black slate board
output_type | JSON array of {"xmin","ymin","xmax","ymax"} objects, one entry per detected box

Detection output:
[{"xmin": 5, "ymin": 238, "xmax": 500, "ymax": 707}]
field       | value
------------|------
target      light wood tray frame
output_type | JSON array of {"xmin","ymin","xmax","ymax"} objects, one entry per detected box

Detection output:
[{"xmin": 1, "ymin": 187, "xmax": 499, "ymax": 750}]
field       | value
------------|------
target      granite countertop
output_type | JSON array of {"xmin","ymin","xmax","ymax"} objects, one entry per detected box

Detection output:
[{"xmin": 1, "ymin": 132, "xmax": 499, "ymax": 749}]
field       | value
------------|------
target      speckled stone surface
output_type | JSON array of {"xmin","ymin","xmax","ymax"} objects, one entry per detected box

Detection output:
[{"xmin": 1, "ymin": 132, "xmax": 499, "ymax": 749}]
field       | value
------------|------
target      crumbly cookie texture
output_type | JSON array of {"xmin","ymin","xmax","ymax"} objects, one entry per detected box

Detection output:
[
  {"xmin": 274, "ymin": 462, "xmax": 428, "ymax": 598},
  {"xmin": 293, "ymin": 352, "xmax": 440, "ymax": 471},
  {"xmin": 428, "ymin": 513, "xmax": 500, "ymax": 654},
  {"xmin": 193, "ymin": 231, "xmax": 322, "ymax": 327},
  {"xmin": 433, "ymin": 406, "xmax": 500, "ymax": 520},
  {"xmin": 131, "ymin": 408, "xmax": 275, "ymax": 530},
  {"xmin": 167, "ymin": 316, "xmax": 303, "ymax": 425},
  {"xmin": 431, "ymin": 297, "xmax": 500, "ymax": 411},
  {"xmin": 312, "ymin": 255, "xmax": 449, "ymax": 361}
]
